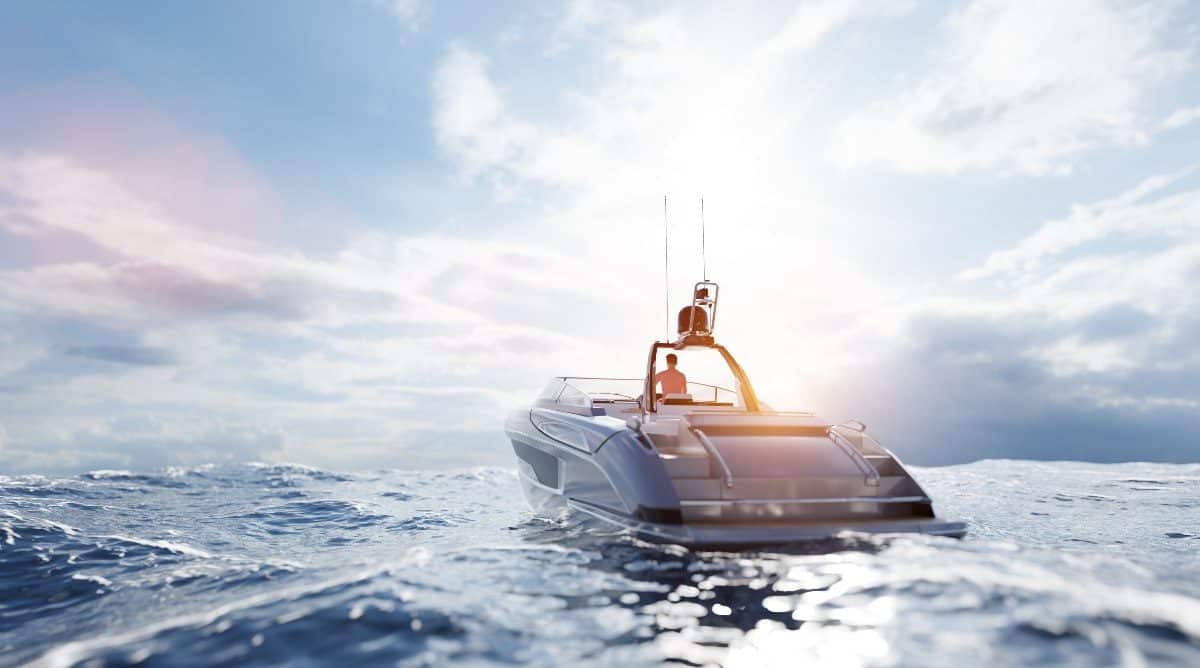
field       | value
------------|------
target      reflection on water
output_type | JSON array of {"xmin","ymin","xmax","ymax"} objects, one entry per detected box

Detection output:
[
  {"xmin": 522, "ymin": 524, "xmax": 897, "ymax": 666},
  {"xmin": 516, "ymin": 516, "xmax": 895, "ymax": 664},
  {"xmin": 1, "ymin": 461, "xmax": 1198, "ymax": 666}
]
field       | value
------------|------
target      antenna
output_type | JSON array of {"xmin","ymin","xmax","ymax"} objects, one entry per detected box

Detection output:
[
  {"xmin": 700, "ymin": 196, "xmax": 707, "ymax": 281},
  {"xmin": 663, "ymin": 195, "xmax": 670, "ymax": 339}
]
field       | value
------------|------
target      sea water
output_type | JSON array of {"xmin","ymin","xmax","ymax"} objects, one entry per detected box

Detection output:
[{"xmin": 1, "ymin": 460, "xmax": 1197, "ymax": 666}]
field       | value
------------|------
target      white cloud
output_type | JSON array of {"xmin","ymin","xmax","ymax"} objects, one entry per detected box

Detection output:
[
  {"xmin": 372, "ymin": 0, "xmax": 425, "ymax": 29},
  {"xmin": 0, "ymin": 149, "xmax": 633, "ymax": 474},
  {"xmin": 812, "ymin": 169, "xmax": 1200, "ymax": 462},
  {"xmin": 0, "ymin": 418, "xmax": 287, "ymax": 474},
  {"xmin": 832, "ymin": 0, "xmax": 1189, "ymax": 174},
  {"xmin": 422, "ymin": 3, "xmax": 960, "ymax": 410},
  {"xmin": 431, "ymin": 2, "xmax": 910, "ymax": 198},
  {"xmin": 964, "ymin": 165, "xmax": 1200, "ymax": 279},
  {"xmin": 432, "ymin": 45, "xmax": 536, "ymax": 190},
  {"xmin": 764, "ymin": 0, "xmax": 911, "ymax": 55},
  {"xmin": 423, "ymin": 1, "xmax": 924, "ymax": 335},
  {"xmin": 545, "ymin": 0, "xmax": 626, "ymax": 54},
  {"xmin": 1161, "ymin": 105, "xmax": 1200, "ymax": 132}
]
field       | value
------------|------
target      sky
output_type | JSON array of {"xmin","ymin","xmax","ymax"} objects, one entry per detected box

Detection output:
[{"xmin": 1, "ymin": 0, "xmax": 1198, "ymax": 474}]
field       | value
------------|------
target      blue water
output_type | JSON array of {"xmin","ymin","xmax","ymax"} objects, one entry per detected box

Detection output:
[{"xmin": 1, "ymin": 460, "xmax": 1198, "ymax": 667}]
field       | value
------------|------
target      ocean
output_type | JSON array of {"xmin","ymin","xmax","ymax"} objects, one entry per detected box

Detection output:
[{"xmin": 1, "ymin": 460, "xmax": 1197, "ymax": 667}]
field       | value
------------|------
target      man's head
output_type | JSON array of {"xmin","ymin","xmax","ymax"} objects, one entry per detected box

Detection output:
[{"xmin": 665, "ymin": 353, "xmax": 678, "ymax": 368}]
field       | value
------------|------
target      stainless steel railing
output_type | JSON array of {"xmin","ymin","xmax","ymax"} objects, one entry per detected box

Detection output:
[{"xmin": 689, "ymin": 427, "xmax": 735, "ymax": 489}]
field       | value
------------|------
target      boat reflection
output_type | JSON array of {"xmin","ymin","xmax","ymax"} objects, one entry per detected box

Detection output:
[{"xmin": 515, "ymin": 516, "xmax": 899, "ymax": 666}]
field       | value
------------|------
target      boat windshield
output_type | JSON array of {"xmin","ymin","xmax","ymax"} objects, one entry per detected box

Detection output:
[
  {"xmin": 556, "ymin": 377, "xmax": 643, "ymax": 403},
  {"xmin": 652, "ymin": 347, "xmax": 741, "ymax": 406}
]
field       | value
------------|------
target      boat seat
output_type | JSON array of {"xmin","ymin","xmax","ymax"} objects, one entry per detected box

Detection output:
[
  {"xmin": 683, "ymin": 412, "xmax": 829, "ymax": 432},
  {"xmin": 676, "ymin": 413, "xmax": 866, "ymax": 479}
]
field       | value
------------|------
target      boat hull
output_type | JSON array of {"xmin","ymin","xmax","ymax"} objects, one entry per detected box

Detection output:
[
  {"xmin": 568, "ymin": 496, "xmax": 967, "ymax": 547},
  {"xmin": 506, "ymin": 407, "xmax": 967, "ymax": 547}
]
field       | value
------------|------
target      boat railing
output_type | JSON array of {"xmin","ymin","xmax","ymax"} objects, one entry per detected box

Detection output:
[
  {"xmin": 553, "ymin": 377, "xmax": 736, "ymax": 404},
  {"xmin": 556, "ymin": 377, "xmax": 643, "ymax": 404},
  {"xmin": 830, "ymin": 422, "xmax": 889, "ymax": 456},
  {"xmin": 688, "ymin": 427, "xmax": 735, "ymax": 489},
  {"xmin": 827, "ymin": 428, "xmax": 882, "ymax": 487},
  {"xmin": 686, "ymin": 382, "xmax": 738, "ymax": 404}
]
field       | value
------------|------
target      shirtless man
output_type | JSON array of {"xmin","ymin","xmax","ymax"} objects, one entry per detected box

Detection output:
[{"xmin": 654, "ymin": 353, "xmax": 687, "ymax": 398}]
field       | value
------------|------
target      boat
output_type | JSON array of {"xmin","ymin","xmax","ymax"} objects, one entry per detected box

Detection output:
[{"xmin": 504, "ymin": 280, "xmax": 966, "ymax": 546}]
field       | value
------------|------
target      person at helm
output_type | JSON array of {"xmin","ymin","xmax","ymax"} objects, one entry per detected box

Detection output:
[{"xmin": 655, "ymin": 353, "xmax": 687, "ymax": 398}]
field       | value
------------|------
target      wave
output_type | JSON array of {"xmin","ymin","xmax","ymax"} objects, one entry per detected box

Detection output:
[{"xmin": 2, "ymin": 460, "xmax": 1198, "ymax": 666}]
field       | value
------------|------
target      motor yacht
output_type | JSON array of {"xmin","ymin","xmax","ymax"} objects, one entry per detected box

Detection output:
[{"xmin": 504, "ymin": 281, "xmax": 966, "ymax": 546}]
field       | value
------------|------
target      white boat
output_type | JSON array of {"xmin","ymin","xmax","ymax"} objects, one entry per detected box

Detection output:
[{"xmin": 505, "ymin": 280, "xmax": 966, "ymax": 546}]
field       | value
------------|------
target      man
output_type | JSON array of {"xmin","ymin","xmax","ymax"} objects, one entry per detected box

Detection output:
[{"xmin": 655, "ymin": 353, "xmax": 687, "ymax": 398}]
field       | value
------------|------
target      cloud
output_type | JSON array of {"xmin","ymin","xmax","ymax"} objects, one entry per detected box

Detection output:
[
  {"xmin": 832, "ymin": 0, "xmax": 1189, "ymax": 174},
  {"xmin": 816, "ymin": 169, "xmax": 1200, "ymax": 463},
  {"xmin": 421, "ymin": 1, "xmax": 935, "ymax": 345},
  {"xmin": 764, "ymin": 0, "xmax": 912, "ymax": 55},
  {"xmin": 0, "ymin": 185, "xmax": 605, "ymax": 472},
  {"xmin": 430, "ymin": 2, "xmax": 907, "ymax": 198},
  {"xmin": 0, "ymin": 80, "xmax": 637, "ymax": 475},
  {"xmin": 1161, "ymin": 105, "xmax": 1200, "ymax": 132},
  {"xmin": 964, "ymin": 165, "xmax": 1200, "ymax": 278},
  {"xmin": 0, "ymin": 122, "xmax": 668, "ymax": 473},
  {"xmin": 432, "ymin": 45, "xmax": 535, "ymax": 190},
  {"xmin": 64, "ymin": 345, "xmax": 175, "ymax": 367},
  {"xmin": 371, "ymin": 0, "xmax": 426, "ymax": 30},
  {"xmin": 545, "ymin": 0, "xmax": 626, "ymax": 54},
  {"xmin": 0, "ymin": 420, "xmax": 287, "ymax": 474}
]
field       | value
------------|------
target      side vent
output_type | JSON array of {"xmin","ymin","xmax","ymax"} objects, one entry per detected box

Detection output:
[{"xmin": 512, "ymin": 441, "xmax": 559, "ymax": 489}]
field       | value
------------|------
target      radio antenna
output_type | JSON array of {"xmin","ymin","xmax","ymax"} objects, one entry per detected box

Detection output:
[
  {"xmin": 700, "ymin": 196, "xmax": 707, "ymax": 281},
  {"xmin": 663, "ymin": 195, "xmax": 670, "ymax": 339}
]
